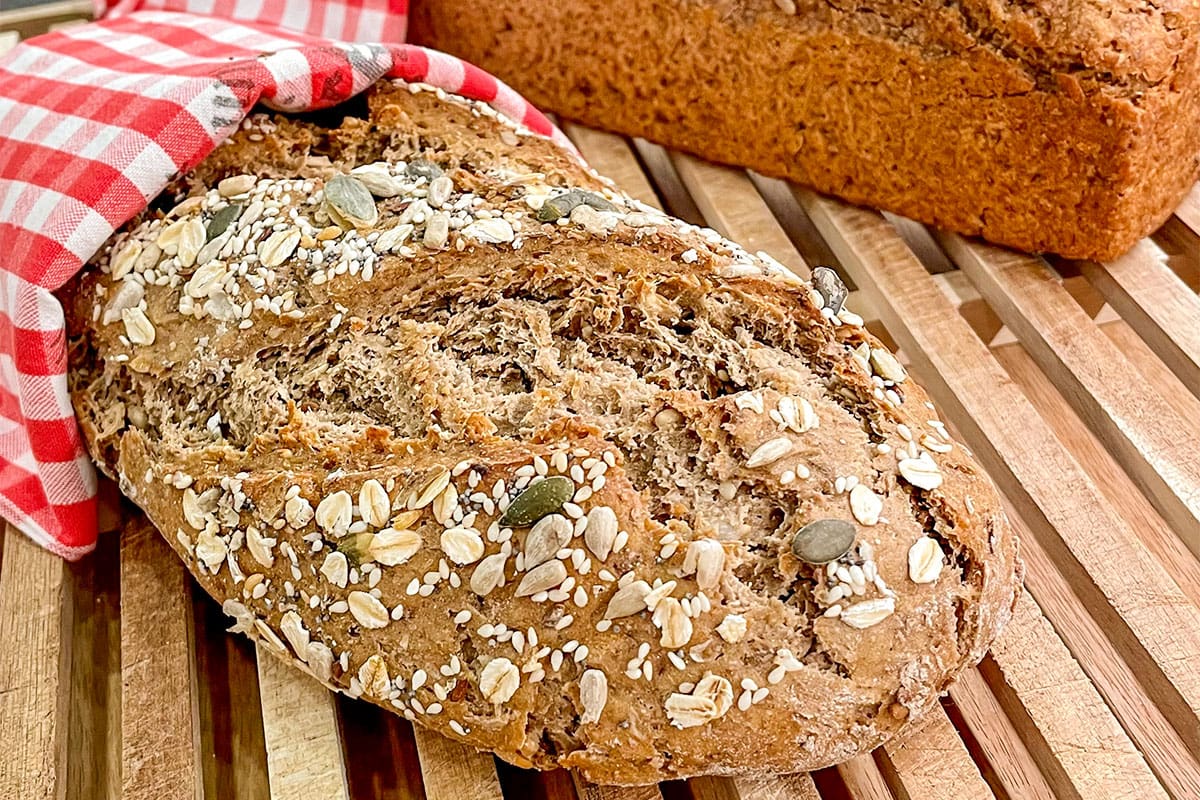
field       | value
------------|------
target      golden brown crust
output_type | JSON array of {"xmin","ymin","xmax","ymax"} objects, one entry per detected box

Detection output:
[
  {"xmin": 62, "ymin": 80, "xmax": 1020, "ymax": 784},
  {"xmin": 409, "ymin": 0, "xmax": 1200, "ymax": 260}
]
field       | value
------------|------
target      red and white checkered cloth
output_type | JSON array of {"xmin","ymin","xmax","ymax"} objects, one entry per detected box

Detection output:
[{"xmin": 0, "ymin": 0, "xmax": 572, "ymax": 559}]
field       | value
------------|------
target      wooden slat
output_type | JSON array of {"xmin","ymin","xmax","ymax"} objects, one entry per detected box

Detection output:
[
  {"xmin": 66, "ymin": 536, "xmax": 121, "ymax": 800},
  {"xmin": 0, "ymin": 30, "xmax": 18, "ymax": 55},
  {"xmin": 688, "ymin": 773, "xmax": 822, "ymax": 800},
  {"xmin": 938, "ymin": 232, "xmax": 1200, "ymax": 552},
  {"xmin": 987, "ymin": 337, "xmax": 1200, "ymax": 609},
  {"xmin": 0, "ymin": 527, "xmax": 73, "ymax": 800},
  {"xmin": 256, "ymin": 649, "xmax": 350, "ymax": 800},
  {"xmin": 562, "ymin": 123, "xmax": 663, "ymax": 211},
  {"xmin": 986, "ymin": 590, "xmax": 1175, "ymax": 799},
  {"xmin": 730, "ymin": 773, "xmax": 821, "ymax": 800},
  {"xmin": 411, "ymin": 724, "xmax": 504, "ymax": 800},
  {"xmin": 670, "ymin": 153, "xmax": 807, "ymax": 274},
  {"xmin": 946, "ymin": 669, "xmax": 1058, "ymax": 800},
  {"xmin": 1077, "ymin": 241, "xmax": 1200, "ymax": 397},
  {"xmin": 836, "ymin": 756, "xmax": 895, "ymax": 800},
  {"xmin": 882, "ymin": 708, "xmax": 993, "ymax": 799},
  {"xmin": 571, "ymin": 776, "xmax": 664, "ymax": 800},
  {"xmin": 793, "ymin": 191, "xmax": 1200, "ymax": 768},
  {"xmin": 120, "ymin": 520, "xmax": 203, "ymax": 800}
]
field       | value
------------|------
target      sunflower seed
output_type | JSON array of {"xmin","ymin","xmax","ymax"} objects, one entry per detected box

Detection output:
[
  {"xmin": 579, "ymin": 669, "xmax": 608, "ymax": 724},
  {"xmin": 810, "ymin": 266, "xmax": 846, "ymax": 312},
  {"xmin": 423, "ymin": 213, "xmax": 450, "ymax": 249},
  {"xmin": 840, "ymin": 597, "xmax": 895, "ymax": 629},
  {"xmin": 479, "ymin": 657, "xmax": 520, "ymax": 703},
  {"xmin": 350, "ymin": 163, "xmax": 404, "ymax": 198},
  {"xmin": 175, "ymin": 219, "xmax": 206, "ymax": 268},
  {"xmin": 470, "ymin": 552, "xmax": 509, "ymax": 596},
  {"xmin": 745, "ymin": 437, "xmax": 793, "ymax": 468},
  {"xmin": 324, "ymin": 175, "xmax": 378, "ymax": 228},
  {"xmin": 218, "ymin": 174, "xmax": 255, "ymax": 197},
  {"xmin": 121, "ymin": 307, "xmax": 156, "ymax": 346},
  {"xmin": 523, "ymin": 513, "xmax": 573, "ymax": 568},
  {"xmin": 501, "ymin": 476, "xmax": 574, "ymax": 526},
  {"xmin": 427, "ymin": 175, "xmax": 453, "ymax": 208},
  {"xmin": 370, "ymin": 528, "xmax": 422, "ymax": 565},
  {"xmin": 849, "ymin": 485, "xmax": 883, "ymax": 526},
  {"xmin": 870, "ymin": 348, "xmax": 907, "ymax": 383},
  {"xmin": 898, "ymin": 454, "xmax": 943, "ymax": 490},
  {"xmin": 908, "ymin": 536, "xmax": 944, "ymax": 584},
  {"xmin": 185, "ymin": 261, "xmax": 228, "ymax": 299},
  {"xmin": 207, "ymin": 203, "xmax": 242, "ymax": 241},
  {"xmin": 516, "ymin": 559, "xmax": 567, "ymax": 596},
  {"xmin": 258, "ymin": 228, "xmax": 301, "ymax": 268},
  {"xmin": 348, "ymin": 591, "xmax": 389, "ymax": 629},
  {"xmin": 653, "ymin": 597, "xmax": 692, "ymax": 648},
  {"xmin": 682, "ymin": 539, "xmax": 725, "ymax": 590},
  {"xmin": 102, "ymin": 280, "xmax": 144, "ymax": 325},
  {"xmin": 462, "ymin": 218, "xmax": 515, "ymax": 244},
  {"xmin": 791, "ymin": 519, "xmax": 855, "ymax": 564},
  {"xmin": 583, "ymin": 505, "xmax": 618, "ymax": 561},
  {"xmin": 604, "ymin": 580, "xmax": 651, "ymax": 619},
  {"xmin": 279, "ymin": 611, "xmax": 310, "ymax": 656},
  {"xmin": 441, "ymin": 527, "xmax": 485, "ymax": 565},
  {"xmin": 109, "ymin": 240, "xmax": 141, "ymax": 280},
  {"xmin": 375, "ymin": 223, "xmax": 414, "ymax": 252}
]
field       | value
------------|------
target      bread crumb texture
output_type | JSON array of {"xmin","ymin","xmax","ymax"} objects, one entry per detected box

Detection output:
[{"xmin": 62, "ymin": 80, "xmax": 1021, "ymax": 784}]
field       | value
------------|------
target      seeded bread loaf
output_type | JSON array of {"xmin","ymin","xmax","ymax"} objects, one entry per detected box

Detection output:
[
  {"xmin": 62, "ymin": 80, "xmax": 1021, "ymax": 784},
  {"xmin": 410, "ymin": 0, "xmax": 1200, "ymax": 261}
]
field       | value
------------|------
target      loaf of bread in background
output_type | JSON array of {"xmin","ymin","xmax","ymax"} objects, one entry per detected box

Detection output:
[
  {"xmin": 62, "ymin": 80, "xmax": 1021, "ymax": 785},
  {"xmin": 410, "ymin": 0, "xmax": 1200, "ymax": 261}
]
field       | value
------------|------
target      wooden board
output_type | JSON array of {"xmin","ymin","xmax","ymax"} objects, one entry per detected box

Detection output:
[{"xmin": 1, "ymin": 7, "xmax": 1199, "ymax": 799}]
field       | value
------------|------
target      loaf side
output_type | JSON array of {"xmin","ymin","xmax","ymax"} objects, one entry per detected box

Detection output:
[{"xmin": 409, "ymin": 0, "xmax": 1200, "ymax": 259}]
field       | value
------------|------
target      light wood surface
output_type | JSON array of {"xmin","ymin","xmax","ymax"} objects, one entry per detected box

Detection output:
[{"xmin": 3, "ymin": 7, "xmax": 1200, "ymax": 797}]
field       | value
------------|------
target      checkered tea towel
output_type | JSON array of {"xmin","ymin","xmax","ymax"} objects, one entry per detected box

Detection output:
[{"xmin": 0, "ymin": 0, "xmax": 570, "ymax": 558}]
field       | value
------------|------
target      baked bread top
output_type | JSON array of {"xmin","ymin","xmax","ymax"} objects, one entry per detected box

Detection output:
[{"xmin": 63, "ymin": 80, "xmax": 1021, "ymax": 784}]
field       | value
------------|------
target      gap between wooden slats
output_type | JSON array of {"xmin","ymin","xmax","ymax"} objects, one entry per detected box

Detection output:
[
  {"xmin": 1074, "ymin": 241, "xmax": 1200, "ymax": 399},
  {"xmin": 0, "ymin": 527, "xmax": 73, "ymax": 800},
  {"xmin": 778, "ymin": 189, "xmax": 1200, "ymax": 788},
  {"xmin": 937, "ymin": 233, "xmax": 1200, "ymax": 556},
  {"xmin": 985, "ymin": 336, "xmax": 1200, "ymax": 609},
  {"xmin": 120, "ymin": 518, "xmax": 204, "ymax": 800},
  {"xmin": 192, "ymin": 593, "xmax": 272, "ymax": 799},
  {"xmin": 256, "ymin": 648, "xmax": 350, "ymax": 800}
]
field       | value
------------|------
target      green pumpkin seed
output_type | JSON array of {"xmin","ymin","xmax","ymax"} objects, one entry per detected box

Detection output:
[
  {"xmin": 500, "ymin": 476, "xmax": 574, "ymax": 527},
  {"xmin": 811, "ymin": 266, "xmax": 847, "ymax": 314},
  {"xmin": 337, "ymin": 531, "xmax": 375, "ymax": 566},
  {"xmin": 206, "ymin": 203, "xmax": 242, "ymax": 242},
  {"xmin": 536, "ymin": 189, "xmax": 616, "ymax": 222},
  {"xmin": 791, "ymin": 519, "xmax": 855, "ymax": 564},
  {"xmin": 406, "ymin": 159, "xmax": 444, "ymax": 181},
  {"xmin": 324, "ymin": 175, "xmax": 378, "ymax": 229}
]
